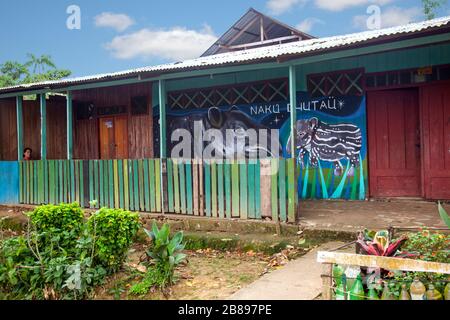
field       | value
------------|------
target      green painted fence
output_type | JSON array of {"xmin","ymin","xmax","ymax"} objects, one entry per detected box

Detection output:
[{"xmin": 19, "ymin": 158, "xmax": 297, "ymax": 222}]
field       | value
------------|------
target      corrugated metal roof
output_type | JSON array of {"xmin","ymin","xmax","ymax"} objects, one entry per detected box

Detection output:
[{"xmin": 1, "ymin": 15, "xmax": 450, "ymax": 95}]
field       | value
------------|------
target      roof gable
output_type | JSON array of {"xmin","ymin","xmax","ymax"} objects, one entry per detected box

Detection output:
[{"xmin": 201, "ymin": 7, "xmax": 315, "ymax": 57}]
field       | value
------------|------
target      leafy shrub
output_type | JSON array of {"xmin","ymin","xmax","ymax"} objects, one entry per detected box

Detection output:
[
  {"xmin": 0, "ymin": 203, "xmax": 140, "ymax": 300},
  {"xmin": 402, "ymin": 230, "xmax": 449, "ymax": 263},
  {"xmin": 27, "ymin": 203, "xmax": 84, "ymax": 253},
  {"xmin": 88, "ymin": 208, "xmax": 140, "ymax": 272},
  {"xmin": 145, "ymin": 222, "xmax": 186, "ymax": 285}
]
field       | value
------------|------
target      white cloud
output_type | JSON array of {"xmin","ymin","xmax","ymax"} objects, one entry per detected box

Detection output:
[
  {"xmin": 266, "ymin": 0, "xmax": 307, "ymax": 15},
  {"xmin": 94, "ymin": 12, "xmax": 135, "ymax": 32},
  {"xmin": 315, "ymin": 0, "xmax": 393, "ymax": 12},
  {"xmin": 296, "ymin": 18, "xmax": 325, "ymax": 33},
  {"xmin": 353, "ymin": 6, "xmax": 422, "ymax": 29},
  {"xmin": 105, "ymin": 24, "xmax": 217, "ymax": 61}
]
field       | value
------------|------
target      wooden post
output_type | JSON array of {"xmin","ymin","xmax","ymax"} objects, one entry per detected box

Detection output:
[
  {"xmin": 158, "ymin": 80, "xmax": 167, "ymax": 214},
  {"xmin": 16, "ymin": 96, "xmax": 23, "ymax": 160},
  {"xmin": 66, "ymin": 91, "xmax": 73, "ymax": 160},
  {"xmin": 321, "ymin": 263, "xmax": 333, "ymax": 300},
  {"xmin": 289, "ymin": 65, "xmax": 298, "ymax": 221},
  {"xmin": 40, "ymin": 93, "xmax": 47, "ymax": 160}
]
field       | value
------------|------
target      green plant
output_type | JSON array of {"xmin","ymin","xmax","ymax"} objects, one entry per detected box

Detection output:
[
  {"xmin": 356, "ymin": 230, "xmax": 411, "ymax": 257},
  {"xmin": 438, "ymin": 202, "xmax": 450, "ymax": 229},
  {"xmin": 129, "ymin": 268, "xmax": 169, "ymax": 296},
  {"xmin": 402, "ymin": 229, "xmax": 449, "ymax": 263},
  {"xmin": 88, "ymin": 208, "xmax": 140, "ymax": 272}
]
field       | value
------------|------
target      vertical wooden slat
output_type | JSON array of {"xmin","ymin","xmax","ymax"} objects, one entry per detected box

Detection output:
[
  {"xmin": 49, "ymin": 160, "xmax": 54, "ymax": 204},
  {"xmin": 79, "ymin": 161, "xmax": 84, "ymax": 207},
  {"xmin": 70, "ymin": 160, "xmax": 75, "ymax": 203},
  {"xmin": 224, "ymin": 162, "xmax": 231, "ymax": 219},
  {"xmin": 132, "ymin": 160, "xmax": 139, "ymax": 211},
  {"xmin": 155, "ymin": 158, "xmax": 161, "ymax": 212},
  {"xmin": 114, "ymin": 160, "xmax": 120, "ymax": 209},
  {"xmin": 149, "ymin": 159, "xmax": 156, "ymax": 212},
  {"xmin": 166, "ymin": 159, "xmax": 173, "ymax": 213},
  {"xmin": 138, "ymin": 160, "xmax": 144, "ymax": 211},
  {"xmin": 26, "ymin": 161, "xmax": 30, "ymax": 204},
  {"xmin": 192, "ymin": 160, "xmax": 199, "ymax": 216},
  {"xmin": 58, "ymin": 160, "xmax": 64, "ymax": 204},
  {"xmin": 118, "ymin": 160, "xmax": 124, "ymax": 209},
  {"xmin": 108, "ymin": 160, "xmax": 113, "ymax": 208},
  {"xmin": 211, "ymin": 162, "xmax": 217, "ymax": 218},
  {"xmin": 199, "ymin": 160, "xmax": 204, "ymax": 216},
  {"xmin": 124, "ymin": 159, "xmax": 130, "ymax": 210},
  {"xmin": 99, "ymin": 160, "xmax": 104, "ymax": 207},
  {"xmin": 255, "ymin": 160, "xmax": 261, "ymax": 219},
  {"xmin": 287, "ymin": 158, "xmax": 296, "ymax": 223},
  {"xmin": 143, "ymin": 159, "xmax": 150, "ymax": 212},
  {"xmin": 271, "ymin": 159, "xmax": 279, "ymax": 222},
  {"xmin": 19, "ymin": 162, "xmax": 23, "ymax": 203},
  {"xmin": 93, "ymin": 161, "xmax": 99, "ymax": 208},
  {"xmin": 231, "ymin": 161, "xmax": 240, "ymax": 218},
  {"xmin": 44, "ymin": 160, "xmax": 48, "ymax": 203},
  {"xmin": 278, "ymin": 159, "xmax": 287, "ymax": 223},
  {"xmin": 186, "ymin": 160, "xmax": 193, "ymax": 215},
  {"xmin": 74, "ymin": 160, "xmax": 79, "ymax": 204},
  {"xmin": 247, "ymin": 161, "xmax": 256, "ymax": 219},
  {"xmin": 217, "ymin": 162, "xmax": 224, "ymax": 219},
  {"xmin": 173, "ymin": 159, "xmax": 180, "ymax": 213},
  {"xmin": 204, "ymin": 162, "xmax": 211, "ymax": 217},
  {"xmin": 38, "ymin": 160, "xmax": 43, "ymax": 204},
  {"xmin": 89, "ymin": 160, "xmax": 94, "ymax": 206},
  {"xmin": 64, "ymin": 160, "xmax": 69, "ymax": 203},
  {"xmin": 239, "ymin": 161, "xmax": 248, "ymax": 219},
  {"xmin": 179, "ymin": 160, "xmax": 186, "ymax": 214}
]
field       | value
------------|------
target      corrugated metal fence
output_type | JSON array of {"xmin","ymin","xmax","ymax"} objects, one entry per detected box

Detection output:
[{"xmin": 18, "ymin": 158, "xmax": 298, "ymax": 222}]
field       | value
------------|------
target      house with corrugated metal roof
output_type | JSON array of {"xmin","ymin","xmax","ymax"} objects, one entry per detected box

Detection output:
[{"xmin": 0, "ymin": 8, "xmax": 449, "ymax": 223}]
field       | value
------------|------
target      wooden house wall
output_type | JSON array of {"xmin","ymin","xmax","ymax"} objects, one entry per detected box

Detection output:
[
  {"xmin": 73, "ymin": 82, "xmax": 153, "ymax": 159},
  {"xmin": 0, "ymin": 98, "xmax": 17, "ymax": 160}
]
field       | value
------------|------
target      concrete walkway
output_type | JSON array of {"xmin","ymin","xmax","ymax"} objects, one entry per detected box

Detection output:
[{"xmin": 228, "ymin": 242, "xmax": 348, "ymax": 300}]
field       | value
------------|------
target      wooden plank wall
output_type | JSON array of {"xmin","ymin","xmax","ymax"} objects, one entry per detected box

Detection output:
[
  {"xmin": 72, "ymin": 83, "xmax": 153, "ymax": 160},
  {"xmin": 18, "ymin": 158, "xmax": 298, "ymax": 222},
  {"xmin": 0, "ymin": 98, "xmax": 17, "ymax": 160},
  {"xmin": 0, "ymin": 96, "xmax": 67, "ymax": 161}
]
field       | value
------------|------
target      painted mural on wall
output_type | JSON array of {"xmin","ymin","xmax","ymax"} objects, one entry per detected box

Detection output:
[
  {"xmin": 285, "ymin": 92, "xmax": 368, "ymax": 201},
  {"xmin": 152, "ymin": 87, "xmax": 367, "ymax": 201}
]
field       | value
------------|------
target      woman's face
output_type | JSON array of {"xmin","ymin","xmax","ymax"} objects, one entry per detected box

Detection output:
[{"xmin": 24, "ymin": 149, "xmax": 31, "ymax": 158}]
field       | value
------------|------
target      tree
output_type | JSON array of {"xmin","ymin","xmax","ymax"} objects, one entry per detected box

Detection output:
[
  {"xmin": 0, "ymin": 54, "xmax": 71, "ymax": 88},
  {"xmin": 422, "ymin": 0, "xmax": 448, "ymax": 20}
]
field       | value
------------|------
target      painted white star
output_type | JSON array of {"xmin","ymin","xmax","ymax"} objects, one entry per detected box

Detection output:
[
  {"xmin": 274, "ymin": 117, "xmax": 280, "ymax": 124},
  {"xmin": 338, "ymin": 100, "xmax": 345, "ymax": 109}
]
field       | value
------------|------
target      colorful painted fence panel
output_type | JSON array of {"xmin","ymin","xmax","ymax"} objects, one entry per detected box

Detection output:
[
  {"xmin": 165, "ymin": 158, "xmax": 296, "ymax": 222},
  {"xmin": 18, "ymin": 158, "xmax": 298, "ymax": 222},
  {"xmin": 0, "ymin": 161, "xmax": 19, "ymax": 204}
]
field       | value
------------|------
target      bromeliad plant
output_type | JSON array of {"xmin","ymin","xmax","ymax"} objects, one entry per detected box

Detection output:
[
  {"xmin": 356, "ymin": 230, "xmax": 411, "ymax": 257},
  {"xmin": 144, "ymin": 222, "xmax": 186, "ymax": 287}
]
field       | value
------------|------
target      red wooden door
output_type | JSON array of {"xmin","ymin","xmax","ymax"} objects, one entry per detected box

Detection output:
[
  {"xmin": 421, "ymin": 83, "xmax": 450, "ymax": 200},
  {"xmin": 367, "ymin": 89, "xmax": 421, "ymax": 198}
]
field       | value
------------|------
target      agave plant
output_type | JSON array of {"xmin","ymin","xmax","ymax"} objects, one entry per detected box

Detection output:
[{"xmin": 356, "ymin": 230, "xmax": 410, "ymax": 257}]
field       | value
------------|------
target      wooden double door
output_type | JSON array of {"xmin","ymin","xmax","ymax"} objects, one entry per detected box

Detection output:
[
  {"xmin": 99, "ymin": 116, "xmax": 128, "ymax": 159},
  {"xmin": 367, "ymin": 84, "xmax": 450, "ymax": 199}
]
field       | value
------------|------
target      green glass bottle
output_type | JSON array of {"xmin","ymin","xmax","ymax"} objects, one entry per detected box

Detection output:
[
  {"xmin": 426, "ymin": 284, "xmax": 443, "ymax": 300},
  {"xmin": 333, "ymin": 264, "xmax": 344, "ymax": 287},
  {"xmin": 444, "ymin": 283, "xmax": 450, "ymax": 301},
  {"xmin": 335, "ymin": 274, "xmax": 347, "ymax": 300},
  {"xmin": 367, "ymin": 288, "xmax": 380, "ymax": 300},
  {"xmin": 381, "ymin": 282, "xmax": 395, "ymax": 300},
  {"xmin": 349, "ymin": 274, "xmax": 365, "ymax": 300},
  {"xmin": 399, "ymin": 284, "xmax": 411, "ymax": 300}
]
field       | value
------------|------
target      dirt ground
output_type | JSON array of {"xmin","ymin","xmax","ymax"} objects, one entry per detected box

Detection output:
[{"xmin": 94, "ymin": 244, "xmax": 274, "ymax": 300}]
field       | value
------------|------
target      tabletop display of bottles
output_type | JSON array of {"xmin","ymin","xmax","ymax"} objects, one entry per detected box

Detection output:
[{"xmin": 331, "ymin": 265, "xmax": 450, "ymax": 301}]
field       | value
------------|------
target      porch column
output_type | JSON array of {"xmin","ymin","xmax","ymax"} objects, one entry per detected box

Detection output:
[
  {"xmin": 40, "ymin": 93, "xmax": 47, "ymax": 160},
  {"xmin": 288, "ymin": 65, "xmax": 299, "ymax": 222},
  {"xmin": 158, "ymin": 80, "xmax": 167, "ymax": 158},
  {"xmin": 289, "ymin": 65, "xmax": 297, "ymax": 157},
  {"xmin": 158, "ymin": 80, "xmax": 167, "ymax": 214},
  {"xmin": 16, "ymin": 96, "xmax": 23, "ymax": 160},
  {"xmin": 66, "ymin": 91, "xmax": 73, "ymax": 159}
]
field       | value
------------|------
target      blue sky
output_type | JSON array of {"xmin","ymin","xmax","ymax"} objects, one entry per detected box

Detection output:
[{"xmin": 1, "ymin": 0, "xmax": 448, "ymax": 77}]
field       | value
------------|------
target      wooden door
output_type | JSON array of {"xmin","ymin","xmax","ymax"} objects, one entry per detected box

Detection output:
[
  {"xmin": 367, "ymin": 89, "xmax": 421, "ymax": 198},
  {"xmin": 99, "ymin": 116, "xmax": 128, "ymax": 159},
  {"xmin": 421, "ymin": 83, "xmax": 450, "ymax": 200}
]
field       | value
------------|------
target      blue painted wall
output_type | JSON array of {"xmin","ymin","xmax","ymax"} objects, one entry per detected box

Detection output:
[{"xmin": 0, "ymin": 161, "xmax": 19, "ymax": 204}]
